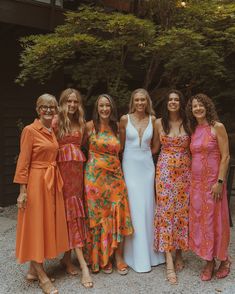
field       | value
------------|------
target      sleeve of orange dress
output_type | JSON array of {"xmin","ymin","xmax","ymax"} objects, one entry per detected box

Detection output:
[{"xmin": 14, "ymin": 126, "xmax": 34, "ymax": 184}]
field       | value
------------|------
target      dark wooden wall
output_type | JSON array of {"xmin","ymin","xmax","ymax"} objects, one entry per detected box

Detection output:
[
  {"xmin": 0, "ymin": 0, "xmax": 64, "ymax": 31},
  {"xmin": 0, "ymin": 24, "xmax": 64, "ymax": 206}
]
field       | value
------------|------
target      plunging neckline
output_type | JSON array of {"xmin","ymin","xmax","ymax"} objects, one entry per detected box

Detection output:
[{"xmin": 128, "ymin": 114, "xmax": 150, "ymax": 147}]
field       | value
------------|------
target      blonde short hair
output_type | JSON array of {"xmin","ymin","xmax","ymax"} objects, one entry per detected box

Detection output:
[{"xmin": 36, "ymin": 93, "xmax": 58, "ymax": 115}]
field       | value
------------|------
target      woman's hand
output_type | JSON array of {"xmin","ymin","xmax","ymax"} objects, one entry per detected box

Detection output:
[
  {"xmin": 17, "ymin": 192, "xmax": 27, "ymax": 209},
  {"xmin": 211, "ymin": 182, "xmax": 223, "ymax": 201}
]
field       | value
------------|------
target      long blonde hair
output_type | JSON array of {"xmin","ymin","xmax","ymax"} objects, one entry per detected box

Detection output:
[
  {"xmin": 129, "ymin": 88, "xmax": 155, "ymax": 115},
  {"xmin": 57, "ymin": 88, "xmax": 85, "ymax": 138}
]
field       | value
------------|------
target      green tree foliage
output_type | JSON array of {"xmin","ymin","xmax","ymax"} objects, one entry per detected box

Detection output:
[
  {"xmin": 16, "ymin": 1, "xmax": 235, "ymax": 110},
  {"xmin": 17, "ymin": 7, "xmax": 156, "ymax": 106}
]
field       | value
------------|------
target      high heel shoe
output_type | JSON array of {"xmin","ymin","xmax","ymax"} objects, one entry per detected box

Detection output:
[
  {"xmin": 166, "ymin": 266, "xmax": 178, "ymax": 285},
  {"xmin": 101, "ymin": 262, "xmax": 113, "ymax": 274},
  {"xmin": 39, "ymin": 280, "xmax": 58, "ymax": 294},
  {"xmin": 116, "ymin": 261, "xmax": 128, "ymax": 275},
  {"xmin": 60, "ymin": 259, "xmax": 79, "ymax": 276},
  {"xmin": 200, "ymin": 259, "xmax": 215, "ymax": 281},
  {"xmin": 216, "ymin": 258, "xmax": 231, "ymax": 279},
  {"xmin": 26, "ymin": 273, "xmax": 55, "ymax": 283}
]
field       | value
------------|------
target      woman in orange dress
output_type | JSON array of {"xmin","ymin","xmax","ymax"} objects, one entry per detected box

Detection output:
[
  {"xmin": 55, "ymin": 88, "xmax": 93, "ymax": 288},
  {"xmin": 84, "ymin": 94, "xmax": 133, "ymax": 274},
  {"xmin": 14, "ymin": 94, "xmax": 69, "ymax": 294}
]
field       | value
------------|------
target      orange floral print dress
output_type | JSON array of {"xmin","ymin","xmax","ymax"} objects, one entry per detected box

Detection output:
[
  {"xmin": 154, "ymin": 134, "xmax": 191, "ymax": 252},
  {"xmin": 84, "ymin": 125, "xmax": 133, "ymax": 272}
]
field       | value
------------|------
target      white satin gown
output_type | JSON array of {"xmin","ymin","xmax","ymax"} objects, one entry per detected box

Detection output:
[{"xmin": 123, "ymin": 114, "xmax": 165, "ymax": 272}]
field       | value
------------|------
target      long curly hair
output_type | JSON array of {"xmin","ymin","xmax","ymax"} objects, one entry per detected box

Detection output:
[
  {"xmin": 57, "ymin": 88, "xmax": 85, "ymax": 139},
  {"xmin": 161, "ymin": 89, "xmax": 189, "ymax": 134},
  {"xmin": 186, "ymin": 93, "xmax": 219, "ymax": 134},
  {"xmin": 93, "ymin": 94, "xmax": 118, "ymax": 136},
  {"xmin": 129, "ymin": 88, "xmax": 155, "ymax": 115}
]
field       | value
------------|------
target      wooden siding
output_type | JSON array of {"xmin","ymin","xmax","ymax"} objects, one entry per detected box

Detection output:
[
  {"xmin": 0, "ymin": 0, "xmax": 65, "ymax": 31},
  {"xmin": 0, "ymin": 24, "xmax": 64, "ymax": 206}
]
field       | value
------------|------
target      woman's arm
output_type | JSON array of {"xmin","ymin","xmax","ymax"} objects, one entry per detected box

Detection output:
[
  {"xmin": 151, "ymin": 117, "xmax": 161, "ymax": 155},
  {"xmin": 211, "ymin": 122, "xmax": 230, "ymax": 200},
  {"xmin": 119, "ymin": 115, "xmax": 127, "ymax": 152},
  {"xmin": 14, "ymin": 126, "xmax": 34, "ymax": 209}
]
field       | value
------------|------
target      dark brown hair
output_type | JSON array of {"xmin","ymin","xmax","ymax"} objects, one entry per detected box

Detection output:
[
  {"xmin": 186, "ymin": 93, "xmax": 219, "ymax": 133},
  {"xmin": 161, "ymin": 89, "xmax": 189, "ymax": 134},
  {"xmin": 93, "ymin": 94, "xmax": 118, "ymax": 136}
]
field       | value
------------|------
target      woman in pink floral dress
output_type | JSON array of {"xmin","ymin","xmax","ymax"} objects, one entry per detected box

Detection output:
[
  {"xmin": 154, "ymin": 90, "xmax": 191, "ymax": 285},
  {"xmin": 55, "ymin": 88, "xmax": 93, "ymax": 288},
  {"xmin": 186, "ymin": 93, "xmax": 230, "ymax": 281}
]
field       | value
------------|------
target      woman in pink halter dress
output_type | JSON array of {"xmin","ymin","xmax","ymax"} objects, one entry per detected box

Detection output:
[{"xmin": 187, "ymin": 93, "xmax": 231, "ymax": 281}]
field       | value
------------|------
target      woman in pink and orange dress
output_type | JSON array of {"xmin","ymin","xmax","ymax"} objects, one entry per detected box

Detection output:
[
  {"xmin": 154, "ymin": 90, "xmax": 191, "ymax": 285},
  {"xmin": 55, "ymin": 88, "xmax": 93, "ymax": 288},
  {"xmin": 186, "ymin": 93, "xmax": 231, "ymax": 281}
]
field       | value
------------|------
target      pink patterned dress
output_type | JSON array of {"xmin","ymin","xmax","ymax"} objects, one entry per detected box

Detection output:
[
  {"xmin": 154, "ymin": 134, "xmax": 191, "ymax": 252},
  {"xmin": 57, "ymin": 131, "xmax": 87, "ymax": 249},
  {"xmin": 189, "ymin": 124, "xmax": 230, "ymax": 261}
]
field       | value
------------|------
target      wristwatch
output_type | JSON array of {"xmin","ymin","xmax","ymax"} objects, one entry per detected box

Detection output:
[{"xmin": 217, "ymin": 178, "xmax": 223, "ymax": 184}]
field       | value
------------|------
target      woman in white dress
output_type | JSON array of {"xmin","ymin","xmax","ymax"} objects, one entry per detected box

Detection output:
[{"xmin": 120, "ymin": 88, "xmax": 165, "ymax": 272}]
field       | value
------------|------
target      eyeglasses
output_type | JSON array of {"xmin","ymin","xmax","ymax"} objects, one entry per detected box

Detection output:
[{"xmin": 40, "ymin": 105, "xmax": 56, "ymax": 112}]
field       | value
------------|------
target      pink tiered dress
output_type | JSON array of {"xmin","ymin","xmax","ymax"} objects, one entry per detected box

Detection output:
[
  {"xmin": 189, "ymin": 124, "xmax": 230, "ymax": 261},
  {"xmin": 57, "ymin": 131, "xmax": 87, "ymax": 249}
]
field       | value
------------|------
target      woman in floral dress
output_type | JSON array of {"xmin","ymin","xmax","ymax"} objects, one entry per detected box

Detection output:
[
  {"xmin": 55, "ymin": 88, "xmax": 93, "ymax": 288},
  {"xmin": 186, "ymin": 93, "xmax": 230, "ymax": 281},
  {"xmin": 84, "ymin": 94, "xmax": 133, "ymax": 274},
  {"xmin": 154, "ymin": 90, "xmax": 191, "ymax": 285}
]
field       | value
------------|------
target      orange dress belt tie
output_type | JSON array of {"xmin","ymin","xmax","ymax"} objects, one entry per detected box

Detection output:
[{"xmin": 31, "ymin": 161, "xmax": 63, "ymax": 191}]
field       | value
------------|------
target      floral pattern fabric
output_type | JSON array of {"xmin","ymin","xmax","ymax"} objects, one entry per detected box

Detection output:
[
  {"xmin": 154, "ymin": 134, "xmax": 191, "ymax": 252},
  {"xmin": 57, "ymin": 131, "xmax": 87, "ymax": 249},
  {"xmin": 84, "ymin": 126, "xmax": 133, "ymax": 272}
]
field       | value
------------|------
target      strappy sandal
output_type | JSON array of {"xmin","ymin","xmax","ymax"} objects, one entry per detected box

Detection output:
[
  {"xmin": 60, "ymin": 260, "xmax": 79, "ymax": 276},
  {"xmin": 200, "ymin": 260, "xmax": 215, "ymax": 281},
  {"xmin": 39, "ymin": 280, "xmax": 58, "ymax": 294},
  {"xmin": 166, "ymin": 267, "xmax": 178, "ymax": 285},
  {"xmin": 81, "ymin": 269, "xmax": 93, "ymax": 288},
  {"xmin": 102, "ymin": 262, "xmax": 113, "ymax": 274},
  {"xmin": 216, "ymin": 258, "xmax": 231, "ymax": 279},
  {"xmin": 26, "ymin": 273, "xmax": 55, "ymax": 283},
  {"xmin": 116, "ymin": 261, "xmax": 128, "ymax": 275}
]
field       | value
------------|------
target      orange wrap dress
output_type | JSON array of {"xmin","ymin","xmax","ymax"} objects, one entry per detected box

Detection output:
[
  {"xmin": 84, "ymin": 125, "xmax": 133, "ymax": 272},
  {"xmin": 14, "ymin": 119, "xmax": 69, "ymax": 263}
]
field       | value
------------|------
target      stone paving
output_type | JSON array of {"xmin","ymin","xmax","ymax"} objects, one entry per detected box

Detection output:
[{"xmin": 0, "ymin": 202, "xmax": 234, "ymax": 294}]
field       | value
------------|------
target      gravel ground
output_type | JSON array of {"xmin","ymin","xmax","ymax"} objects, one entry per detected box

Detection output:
[{"xmin": 0, "ymin": 201, "xmax": 234, "ymax": 294}]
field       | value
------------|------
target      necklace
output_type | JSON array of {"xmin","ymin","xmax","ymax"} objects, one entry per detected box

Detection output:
[{"xmin": 44, "ymin": 126, "xmax": 52, "ymax": 132}]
